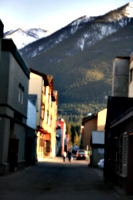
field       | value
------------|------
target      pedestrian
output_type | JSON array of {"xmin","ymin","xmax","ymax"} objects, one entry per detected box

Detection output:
[
  {"xmin": 68, "ymin": 149, "xmax": 72, "ymax": 162},
  {"xmin": 63, "ymin": 151, "xmax": 66, "ymax": 162}
]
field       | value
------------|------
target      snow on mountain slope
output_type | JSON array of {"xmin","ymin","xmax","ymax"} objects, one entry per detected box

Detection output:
[
  {"xmin": 19, "ymin": 2, "xmax": 133, "ymax": 60},
  {"xmin": 75, "ymin": 2, "xmax": 133, "ymax": 51},
  {"xmin": 4, "ymin": 28, "xmax": 50, "ymax": 49}
]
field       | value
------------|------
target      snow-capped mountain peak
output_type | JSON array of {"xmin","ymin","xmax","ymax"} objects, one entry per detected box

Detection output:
[
  {"xmin": 126, "ymin": 2, "xmax": 133, "ymax": 17},
  {"xmin": 4, "ymin": 28, "xmax": 50, "ymax": 49}
]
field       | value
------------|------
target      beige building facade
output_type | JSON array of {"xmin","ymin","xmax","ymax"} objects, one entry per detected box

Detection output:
[
  {"xmin": 97, "ymin": 108, "xmax": 107, "ymax": 131},
  {"xmin": 29, "ymin": 68, "xmax": 57, "ymax": 159}
]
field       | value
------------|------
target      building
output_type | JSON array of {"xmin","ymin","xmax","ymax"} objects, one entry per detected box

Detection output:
[
  {"xmin": 81, "ymin": 109, "xmax": 107, "ymax": 166},
  {"xmin": 56, "ymin": 118, "xmax": 66, "ymax": 155},
  {"xmin": 97, "ymin": 108, "xmax": 107, "ymax": 131},
  {"xmin": 112, "ymin": 57, "xmax": 130, "ymax": 97},
  {"xmin": 82, "ymin": 113, "xmax": 97, "ymax": 151},
  {"xmin": 104, "ymin": 96, "xmax": 133, "ymax": 195},
  {"xmin": 25, "ymin": 95, "xmax": 37, "ymax": 166},
  {"xmin": 0, "ymin": 20, "xmax": 30, "ymax": 175},
  {"xmin": 104, "ymin": 54, "xmax": 133, "ymax": 195},
  {"xmin": 28, "ymin": 68, "xmax": 58, "ymax": 160},
  {"xmin": 128, "ymin": 54, "xmax": 133, "ymax": 97},
  {"xmin": 56, "ymin": 125, "xmax": 62, "ymax": 156}
]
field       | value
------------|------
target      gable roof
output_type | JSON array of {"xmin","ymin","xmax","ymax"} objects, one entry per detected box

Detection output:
[
  {"xmin": 82, "ymin": 113, "xmax": 97, "ymax": 125},
  {"xmin": 29, "ymin": 68, "xmax": 53, "ymax": 88}
]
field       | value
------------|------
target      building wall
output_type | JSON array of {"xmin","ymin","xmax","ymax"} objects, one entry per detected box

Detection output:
[
  {"xmin": 83, "ymin": 117, "xmax": 97, "ymax": 150},
  {"xmin": 27, "ymin": 100, "xmax": 36, "ymax": 129},
  {"xmin": 112, "ymin": 57, "xmax": 129, "ymax": 97},
  {"xmin": 50, "ymin": 100, "xmax": 57, "ymax": 157},
  {"xmin": 128, "ymin": 59, "xmax": 133, "ymax": 97},
  {"xmin": 92, "ymin": 148, "xmax": 104, "ymax": 166},
  {"xmin": 91, "ymin": 131, "xmax": 105, "ymax": 166},
  {"xmin": 0, "ymin": 34, "xmax": 29, "ymax": 174},
  {"xmin": 29, "ymin": 72, "xmax": 57, "ymax": 159},
  {"xmin": 56, "ymin": 119, "xmax": 66, "ymax": 155},
  {"xmin": 13, "ymin": 123, "xmax": 26, "ymax": 162},
  {"xmin": 56, "ymin": 128, "xmax": 62, "ymax": 156},
  {"xmin": 0, "ymin": 118, "xmax": 10, "ymax": 163},
  {"xmin": 29, "ymin": 73, "xmax": 43, "ymax": 127},
  {"xmin": 0, "ymin": 49, "xmax": 9, "ymax": 104},
  {"xmin": 97, "ymin": 108, "xmax": 107, "ymax": 131},
  {"xmin": 0, "ymin": 51, "xmax": 29, "ymax": 118}
]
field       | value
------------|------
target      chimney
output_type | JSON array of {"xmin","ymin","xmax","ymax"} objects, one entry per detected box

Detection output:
[{"xmin": 0, "ymin": 20, "xmax": 4, "ymax": 38}]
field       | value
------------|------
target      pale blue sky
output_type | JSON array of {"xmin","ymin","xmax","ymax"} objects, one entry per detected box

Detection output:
[{"xmin": 0, "ymin": 0, "xmax": 131, "ymax": 33}]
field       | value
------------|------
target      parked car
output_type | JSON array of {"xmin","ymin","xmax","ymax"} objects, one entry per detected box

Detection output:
[
  {"xmin": 76, "ymin": 149, "xmax": 86, "ymax": 160},
  {"xmin": 97, "ymin": 159, "xmax": 104, "ymax": 169}
]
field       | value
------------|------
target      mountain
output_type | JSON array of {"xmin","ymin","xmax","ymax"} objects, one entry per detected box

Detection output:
[
  {"xmin": 4, "ymin": 28, "xmax": 50, "ymax": 49},
  {"xmin": 19, "ymin": 3, "xmax": 133, "ymax": 60},
  {"xmin": 10, "ymin": 3, "xmax": 133, "ymax": 123}
]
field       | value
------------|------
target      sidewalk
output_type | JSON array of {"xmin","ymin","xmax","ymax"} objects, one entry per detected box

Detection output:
[{"xmin": 94, "ymin": 168, "xmax": 133, "ymax": 200}]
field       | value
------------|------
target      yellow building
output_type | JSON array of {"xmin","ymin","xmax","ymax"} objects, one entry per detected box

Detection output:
[
  {"xmin": 97, "ymin": 108, "xmax": 107, "ymax": 131},
  {"xmin": 28, "ymin": 68, "xmax": 58, "ymax": 159}
]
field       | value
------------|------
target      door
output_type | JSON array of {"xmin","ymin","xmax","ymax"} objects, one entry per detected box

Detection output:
[{"xmin": 8, "ymin": 138, "xmax": 19, "ymax": 172}]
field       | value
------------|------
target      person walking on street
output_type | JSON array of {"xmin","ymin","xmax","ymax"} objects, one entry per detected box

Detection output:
[
  {"xmin": 68, "ymin": 149, "xmax": 72, "ymax": 162},
  {"xmin": 63, "ymin": 151, "xmax": 66, "ymax": 162}
]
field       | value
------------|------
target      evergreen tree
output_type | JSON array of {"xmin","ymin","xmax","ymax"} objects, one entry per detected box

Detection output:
[{"xmin": 74, "ymin": 132, "xmax": 80, "ymax": 146}]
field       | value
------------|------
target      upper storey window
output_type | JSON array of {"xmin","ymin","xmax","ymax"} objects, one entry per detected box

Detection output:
[
  {"xmin": 18, "ymin": 83, "xmax": 21, "ymax": 102},
  {"xmin": 21, "ymin": 86, "xmax": 24, "ymax": 104},
  {"xmin": 18, "ymin": 83, "xmax": 24, "ymax": 105}
]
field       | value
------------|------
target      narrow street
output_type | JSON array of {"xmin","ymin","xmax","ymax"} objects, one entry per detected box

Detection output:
[{"xmin": 0, "ymin": 157, "xmax": 125, "ymax": 200}]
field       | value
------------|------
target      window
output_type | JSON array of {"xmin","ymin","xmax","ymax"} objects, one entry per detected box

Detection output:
[
  {"xmin": 21, "ymin": 87, "xmax": 24, "ymax": 104},
  {"xmin": 18, "ymin": 83, "xmax": 21, "ymax": 102},
  {"xmin": 18, "ymin": 83, "xmax": 24, "ymax": 104},
  {"xmin": 42, "ymin": 103, "xmax": 45, "ymax": 120},
  {"xmin": 50, "ymin": 115, "xmax": 52, "ymax": 126},
  {"xmin": 48, "ymin": 92, "xmax": 50, "ymax": 103}
]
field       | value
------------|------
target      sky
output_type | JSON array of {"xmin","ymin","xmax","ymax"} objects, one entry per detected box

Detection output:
[{"xmin": 0, "ymin": 0, "xmax": 131, "ymax": 33}]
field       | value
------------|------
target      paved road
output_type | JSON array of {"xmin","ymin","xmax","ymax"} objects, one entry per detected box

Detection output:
[{"xmin": 0, "ymin": 157, "xmax": 129, "ymax": 200}]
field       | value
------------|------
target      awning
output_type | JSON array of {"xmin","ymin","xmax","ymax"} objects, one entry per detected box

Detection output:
[{"xmin": 38, "ymin": 127, "xmax": 51, "ymax": 140}]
